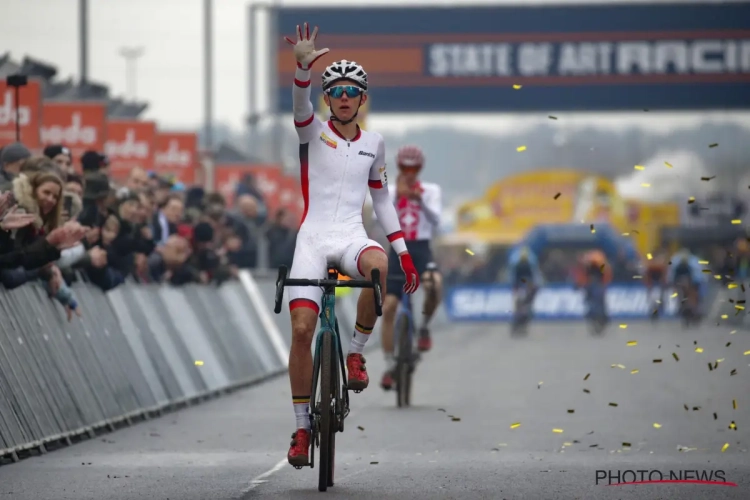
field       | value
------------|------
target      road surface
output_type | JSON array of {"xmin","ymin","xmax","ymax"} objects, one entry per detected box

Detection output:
[{"xmin": 1, "ymin": 319, "xmax": 749, "ymax": 499}]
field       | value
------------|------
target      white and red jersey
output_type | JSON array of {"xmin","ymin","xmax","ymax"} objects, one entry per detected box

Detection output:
[
  {"xmin": 386, "ymin": 182, "xmax": 441, "ymax": 241},
  {"xmin": 291, "ymin": 66, "xmax": 407, "ymax": 254}
]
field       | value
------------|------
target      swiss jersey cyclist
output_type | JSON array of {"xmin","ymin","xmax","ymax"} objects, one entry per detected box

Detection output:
[
  {"xmin": 283, "ymin": 23, "xmax": 419, "ymax": 468},
  {"xmin": 378, "ymin": 145, "xmax": 443, "ymax": 390}
]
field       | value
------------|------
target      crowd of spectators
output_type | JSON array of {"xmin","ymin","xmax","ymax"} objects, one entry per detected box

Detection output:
[{"xmin": 0, "ymin": 141, "xmax": 300, "ymax": 321}]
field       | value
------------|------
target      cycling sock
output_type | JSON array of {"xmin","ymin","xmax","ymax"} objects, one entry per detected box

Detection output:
[
  {"xmin": 292, "ymin": 395, "xmax": 311, "ymax": 430},
  {"xmin": 348, "ymin": 322, "xmax": 373, "ymax": 354},
  {"xmin": 384, "ymin": 352, "xmax": 396, "ymax": 371}
]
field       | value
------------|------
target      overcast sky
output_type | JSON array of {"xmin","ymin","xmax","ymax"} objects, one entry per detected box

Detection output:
[{"xmin": 2, "ymin": 0, "xmax": 748, "ymax": 134}]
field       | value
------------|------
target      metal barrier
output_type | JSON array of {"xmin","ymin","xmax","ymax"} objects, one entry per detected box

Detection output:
[{"xmin": 0, "ymin": 270, "xmax": 447, "ymax": 464}]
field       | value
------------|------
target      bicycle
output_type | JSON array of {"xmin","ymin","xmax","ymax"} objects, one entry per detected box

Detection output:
[
  {"xmin": 511, "ymin": 283, "xmax": 535, "ymax": 335},
  {"xmin": 274, "ymin": 265, "xmax": 383, "ymax": 492},
  {"xmin": 585, "ymin": 281, "xmax": 608, "ymax": 334}
]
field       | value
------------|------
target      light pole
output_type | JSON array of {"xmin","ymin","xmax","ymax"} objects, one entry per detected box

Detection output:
[{"xmin": 118, "ymin": 46, "xmax": 145, "ymax": 100}]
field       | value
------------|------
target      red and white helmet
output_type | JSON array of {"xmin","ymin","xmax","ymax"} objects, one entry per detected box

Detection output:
[{"xmin": 396, "ymin": 145, "xmax": 425, "ymax": 168}]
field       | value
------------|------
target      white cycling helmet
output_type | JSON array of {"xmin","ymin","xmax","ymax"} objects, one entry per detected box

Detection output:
[{"xmin": 321, "ymin": 60, "xmax": 368, "ymax": 91}]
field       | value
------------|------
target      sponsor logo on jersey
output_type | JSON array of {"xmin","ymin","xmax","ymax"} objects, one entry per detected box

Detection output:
[
  {"xmin": 358, "ymin": 150, "xmax": 375, "ymax": 158},
  {"xmin": 320, "ymin": 132, "xmax": 337, "ymax": 149},
  {"xmin": 378, "ymin": 165, "xmax": 388, "ymax": 185}
]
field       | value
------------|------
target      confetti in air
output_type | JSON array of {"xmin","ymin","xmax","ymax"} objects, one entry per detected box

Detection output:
[
  {"xmin": 631, "ymin": 369, "xmax": 639, "ymax": 374},
  {"xmin": 733, "ymin": 399, "xmax": 737, "ymax": 410},
  {"xmin": 687, "ymin": 197, "xmax": 696, "ymax": 204},
  {"xmin": 647, "ymin": 253, "xmax": 653, "ymax": 260},
  {"xmin": 695, "ymin": 347, "xmax": 704, "ymax": 353},
  {"xmin": 673, "ymin": 353, "xmax": 680, "ymax": 361},
  {"xmin": 554, "ymin": 192, "xmax": 561, "ymax": 199},
  {"xmin": 664, "ymin": 161, "xmax": 673, "ymax": 168},
  {"xmin": 634, "ymin": 165, "xmax": 645, "ymax": 170},
  {"xmin": 722, "ymin": 443, "xmax": 730, "ymax": 452},
  {"xmin": 548, "ymin": 115, "xmax": 558, "ymax": 120},
  {"xmin": 510, "ymin": 422, "xmax": 521, "ymax": 429},
  {"xmin": 609, "ymin": 402, "xmax": 619, "ymax": 407},
  {"xmin": 701, "ymin": 176, "xmax": 716, "ymax": 181},
  {"xmin": 513, "ymin": 84, "xmax": 522, "ymax": 89},
  {"xmin": 620, "ymin": 324, "xmax": 628, "ymax": 329},
  {"xmin": 194, "ymin": 360, "xmax": 204, "ymax": 366},
  {"xmin": 653, "ymin": 423, "xmax": 662, "ymax": 429},
  {"xmin": 465, "ymin": 249, "xmax": 475, "ymax": 256},
  {"xmin": 516, "ymin": 145, "xmax": 527, "ymax": 152},
  {"xmin": 641, "ymin": 183, "xmax": 651, "ymax": 187},
  {"xmin": 627, "ymin": 341, "xmax": 637, "ymax": 346},
  {"xmin": 699, "ymin": 260, "xmax": 709, "ymax": 265},
  {"xmin": 731, "ymin": 220, "xmax": 742, "ymax": 224},
  {"xmin": 709, "ymin": 143, "xmax": 719, "ymax": 148},
  {"xmin": 584, "ymin": 373, "xmax": 590, "ymax": 381},
  {"xmin": 553, "ymin": 429, "xmax": 564, "ymax": 434}
]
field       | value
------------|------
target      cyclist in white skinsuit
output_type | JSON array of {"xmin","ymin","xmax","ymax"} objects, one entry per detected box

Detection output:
[{"xmin": 283, "ymin": 22, "xmax": 420, "ymax": 468}]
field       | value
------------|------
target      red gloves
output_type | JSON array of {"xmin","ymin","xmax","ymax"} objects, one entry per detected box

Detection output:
[{"xmin": 399, "ymin": 253, "xmax": 420, "ymax": 294}]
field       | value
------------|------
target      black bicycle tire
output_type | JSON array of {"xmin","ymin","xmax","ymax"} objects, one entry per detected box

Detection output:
[
  {"xmin": 395, "ymin": 314, "xmax": 410, "ymax": 408},
  {"xmin": 318, "ymin": 330, "xmax": 333, "ymax": 492},
  {"xmin": 403, "ymin": 320, "xmax": 413, "ymax": 407},
  {"xmin": 327, "ymin": 335, "xmax": 339, "ymax": 488}
]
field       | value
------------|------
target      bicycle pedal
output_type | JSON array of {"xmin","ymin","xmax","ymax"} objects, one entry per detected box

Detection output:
[
  {"xmin": 293, "ymin": 465, "xmax": 304, "ymax": 470},
  {"xmin": 352, "ymin": 389, "xmax": 362, "ymax": 394}
]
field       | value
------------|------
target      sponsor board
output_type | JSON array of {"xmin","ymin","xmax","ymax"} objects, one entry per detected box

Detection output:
[
  {"xmin": 154, "ymin": 132, "xmax": 198, "ymax": 184},
  {"xmin": 445, "ymin": 285, "xmax": 679, "ymax": 321},
  {"xmin": 105, "ymin": 120, "xmax": 157, "ymax": 179},
  {"xmin": 40, "ymin": 102, "xmax": 107, "ymax": 165},
  {"xmin": 0, "ymin": 79, "xmax": 42, "ymax": 147},
  {"xmin": 275, "ymin": 4, "xmax": 750, "ymax": 112}
]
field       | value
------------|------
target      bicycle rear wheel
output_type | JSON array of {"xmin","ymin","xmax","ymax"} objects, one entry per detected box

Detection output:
[
  {"xmin": 318, "ymin": 330, "xmax": 335, "ymax": 492},
  {"xmin": 395, "ymin": 314, "xmax": 412, "ymax": 408}
]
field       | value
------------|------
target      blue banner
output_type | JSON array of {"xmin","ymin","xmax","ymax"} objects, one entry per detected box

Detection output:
[
  {"xmin": 445, "ymin": 284, "xmax": 679, "ymax": 321},
  {"xmin": 275, "ymin": 3, "xmax": 750, "ymax": 112}
]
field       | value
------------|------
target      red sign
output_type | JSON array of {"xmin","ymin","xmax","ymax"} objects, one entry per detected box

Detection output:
[
  {"xmin": 214, "ymin": 163, "xmax": 284, "ymax": 210},
  {"xmin": 0, "ymin": 79, "xmax": 42, "ymax": 148},
  {"xmin": 104, "ymin": 120, "xmax": 157, "ymax": 179},
  {"xmin": 154, "ymin": 132, "xmax": 198, "ymax": 184},
  {"xmin": 40, "ymin": 102, "xmax": 107, "ymax": 167}
]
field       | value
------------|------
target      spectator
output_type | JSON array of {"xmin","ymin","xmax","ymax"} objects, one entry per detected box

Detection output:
[
  {"xmin": 81, "ymin": 150, "xmax": 109, "ymax": 175},
  {"xmin": 65, "ymin": 173, "xmax": 84, "ymax": 199},
  {"xmin": 235, "ymin": 173, "xmax": 268, "ymax": 219},
  {"xmin": 153, "ymin": 194, "xmax": 184, "ymax": 246},
  {"xmin": 0, "ymin": 142, "xmax": 32, "ymax": 190},
  {"xmin": 20, "ymin": 156, "xmax": 60, "ymax": 177},
  {"xmin": 265, "ymin": 207, "xmax": 297, "ymax": 269},
  {"xmin": 43, "ymin": 145, "xmax": 74, "ymax": 176},
  {"xmin": 78, "ymin": 171, "xmax": 112, "ymax": 229},
  {"xmin": 126, "ymin": 166, "xmax": 149, "ymax": 193},
  {"xmin": 147, "ymin": 234, "xmax": 196, "ymax": 284}
]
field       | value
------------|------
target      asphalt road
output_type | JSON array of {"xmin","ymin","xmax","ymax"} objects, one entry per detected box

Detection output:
[{"xmin": 2, "ymin": 318, "xmax": 749, "ymax": 500}]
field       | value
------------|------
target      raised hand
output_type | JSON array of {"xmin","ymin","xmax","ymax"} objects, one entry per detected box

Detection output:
[
  {"xmin": 0, "ymin": 206, "xmax": 36, "ymax": 230},
  {"xmin": 284, "ymin": 22, "xmax": 330, "ymax": 70}
]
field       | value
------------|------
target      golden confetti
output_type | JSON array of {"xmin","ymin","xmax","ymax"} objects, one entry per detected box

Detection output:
[
  {"xmin": 665, "ymin": 161, "xmax": 673, "ymax": 168},
  {"xmin": 563, "ymin": 442, "xmax": 573, "ymax": 446},
  {"xmin": 622, "ymin": 442, "xmax": 632, "ymax": 447},
  {"xmin": 722, "ymin": 443, "xmax": 729, "ymax": 452},
  {"xmin": 548, "ymin": 115, "xmax": 558, "ymax": 120},
  {"xmin": 736, "ymin": 305, "xmax": 745, "ymax": 311},
  {"xmin": 567, "ymin": 409, "xmax": 575, "ymax": 413},
  {"xmin": 513, "ymin": 84, "xmax": 522, "ymax": 89},
  {"xmin": 634, "ymin": 165, "xmax": 645, "ymax": 170},
  {"xmin": 731, "ymin": 219, "xmax": 742, "ymax": 225},
  {"xmin": 622, "ymin": 232, "xmax": 630, "ymax": 236},
  {"xmin": 451, "ymin": 417, "xmax": 461, "ymax": 422},
  {"xmin": 653, "ymin": 359, "xmax": 662, "ymax": 363},
  {"xmin": 194, "ymin": 360, "xmax": 204, "ymax": 366},
  {"xmin": 590, "ymin": 224, "xmax": 595, "ymax": 233},
  {"xmin": 653, "ymin": 423, "xmax": 662, "ymax": 428},
  {"xmin": 554, "ymin": 192, "xmax": 561, "ymax": 199},
  {"xmin": 611, "ymin": 364, "xmax": 626, "ymax": 369},
  {"xmin": 709, "ymin": 143, "xmax": 719, "ymax": 148},
  {"xmin": 671, "ymin": 292, "xmax": 678, "ymax": 298},
  {"xmin": 510, "ymin": 422, "xmax": 521, "ymax": 429},
  {"xmin": 730, "ymin": 330, "xmax": 737, "ymax": 334},
  {"xmin": 687, "ymin": 197, "xmax": 695, "ymax": 204},
  {"xmin": 673, "ymin": 353, "xmax": 680, "ymax": 361},
  {"xmin": 609, "ymin": 402, "xmax": 618, "ymax": 407},
  {"xmin": 641, "ymin": 183, "xmax": 651, "ymax": 187},
  {"xmin": 733, "ymin": 399, "xmax": 737, "ymax": 409},
  {"xmin": 647, "ymin": 253, "xmax": 653, "ymax": 260},
  {"xmin": 619, "ymin": 324, "xmax": 628, "ymax": 329},
  {"xmin": 583, "ymin": 389, "xmax": 590, "ymax": 394},
  {"xmin": 583, "ymin": 373, "xmax": 590, "ymax": 381},
  {"xmin": 465, "ymin": 249, "xmax": 475, "ymax": 256},
  {"xmin": 631, "ymin": 369, "xmax": 639, "ymax": 374},
  {"xmin": 744, "ymin": 350, "xmax": 750, "ymax": 356},
  {"xmin": 695, "ymin": 347, "xmax": 704, "ymax": 353},
  {"xmin": 701, "ymin": 175, "xmax": 716, "ymax": 181},
  {"xmin": 627, "ymin": 341, "xmax": 637, "ymax": 346},
  {"xmin": 358, "ymin": 425, "xmax": 365, "ymax": 431},
  {"xmin": 552, "ymin": 428, "xmax": 564, "ymax": 433},
  {"xmin": 699, "ymin": 260, "xmax": 709, "ymax": 265},
  {"xmin": 516, "ymin": 145, "xmax": 527, "ymax": 152},
  {"xmin": 729, "ymin": 283, "xmax": 738, "ymax": 289},
  {"xmin": 721, "ymin": 314, "xmax": 728, "ymax": 319}
]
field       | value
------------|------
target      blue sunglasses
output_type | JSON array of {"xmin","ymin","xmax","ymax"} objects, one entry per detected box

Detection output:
[{"xmin": 326, "ymin": 85, "xmax": 364, "ymax": 99}]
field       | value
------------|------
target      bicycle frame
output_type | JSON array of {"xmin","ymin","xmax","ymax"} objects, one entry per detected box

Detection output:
[{"xmin": 394, "ymin": 292, "xmax": 416, "ymax": 350}]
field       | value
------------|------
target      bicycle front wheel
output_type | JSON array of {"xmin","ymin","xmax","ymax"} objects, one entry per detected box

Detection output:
[
  {"xmin": 395, "ymin": 314, "xmax": 413, "ymax": 408},
  {"xmin": 318, "ymin": 330, "xmax": 335, "ymax": 492}
]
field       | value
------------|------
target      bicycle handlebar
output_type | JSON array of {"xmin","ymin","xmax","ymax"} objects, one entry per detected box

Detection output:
[{"xmin": 273, "ymin": 266, "xmax": 383, "ymax": 317}]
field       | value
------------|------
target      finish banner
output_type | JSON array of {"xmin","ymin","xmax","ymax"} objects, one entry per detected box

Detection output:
[{"xmin": 275, "ymin": 3, "xmax": 750, "ymax": 112}]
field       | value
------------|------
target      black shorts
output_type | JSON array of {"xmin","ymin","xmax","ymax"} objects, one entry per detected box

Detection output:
[{"xmin": 386, "ymin": 240, "xmax": 438, "ymax": 298}]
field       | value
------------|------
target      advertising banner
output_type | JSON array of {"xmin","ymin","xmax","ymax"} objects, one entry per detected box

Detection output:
[
  {"xmin": 154, "ymin": 132, "xmax": 198, "ymax": 184},
  {"xmin": 275, "ymin": 3, "xmax": 750, "ymax": 112},
  {"xmin": 105, "ymin": 120, "xmax": 157, "ymax": 180},
  {"xmin": 214, "ymin": 163, "xmax": 285, "ymax": 211},
  {"xmin": 0, "ymin": 79, "xmax": 42, "ymax": 148},
  {"xmin": 445, "ymin": 284, "xmax": 679, "ymax": 321},
  {"xmin": 40, "ymin": 102, "xmax": 107, "ymax": 166}
]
